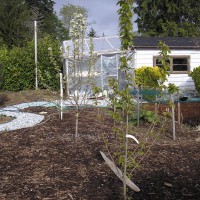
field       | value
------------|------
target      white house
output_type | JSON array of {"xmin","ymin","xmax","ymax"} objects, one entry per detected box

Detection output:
[
  {"xmin": 133, "ymin": 36, "xmax": 200, "ymax": 90},
  {"xmin": 62, "ymin": 36, "xmax": 200, "ymax": 93}
]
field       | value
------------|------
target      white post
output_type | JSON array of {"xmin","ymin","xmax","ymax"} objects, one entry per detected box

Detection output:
[
  {"xmin": 116, "ymin": 54, "xmax": 119, "ymax": 80},
  {"xmin": 60, "ymin": 73, "xmax": 63, "ymax": 120},
  {"xmin": 34, "ymin": 21, "xmax": 38, "ymax": 90},
  {"xmin": 66, "ymin": 59, "xmax": 69, "ymax": 96},
  {"xmin": 171, "ymin": 94, "xmax": 176, "ymax": 140},
  {"xmin": 100, "ymin": 55, "xmax": 104, "ymax": 91},
  {"xmin": 137, "ymin": 88, "xmax": 140, "ymax": 126},
  {"xmin": 178, "ymin": 102, "xmax": 181, "ymax": 125}
]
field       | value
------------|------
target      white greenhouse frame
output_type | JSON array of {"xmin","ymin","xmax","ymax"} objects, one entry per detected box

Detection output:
[{"xmin": 62, "ymin": 36, "xmax": 135, "ymax": 95}]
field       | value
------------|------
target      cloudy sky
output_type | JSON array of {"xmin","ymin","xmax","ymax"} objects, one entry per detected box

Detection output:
[{"xmin": 54, "ymin": 0, "xmax": 137, "ymax": 37}]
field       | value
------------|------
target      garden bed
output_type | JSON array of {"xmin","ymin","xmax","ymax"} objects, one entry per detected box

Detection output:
[{"xmin": 0, "ymin": 90, "xmax": 200, "ymax": 199}]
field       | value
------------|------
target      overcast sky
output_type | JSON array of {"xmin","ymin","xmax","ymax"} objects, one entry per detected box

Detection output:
[{"xmin": 54, "ymin": 0, "xmax": 137, "ymax": 37}]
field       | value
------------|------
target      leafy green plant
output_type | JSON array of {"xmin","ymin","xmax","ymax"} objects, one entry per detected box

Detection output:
[
  {"xmin": 131, "ymin": 110, "xmax": 159, "ymax": 125},
  {"xmin": 166, "ymin": 83, "xmax": 179, "ymax": 94},
  {"xmin": 189, "ymin": 66, "xmax": 200, "ymax": 94}
]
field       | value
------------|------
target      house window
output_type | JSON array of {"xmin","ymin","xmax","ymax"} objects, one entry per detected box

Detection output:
[{"xmin": 153, "ymin": 56, "xmax": 190, "ymax": 74}]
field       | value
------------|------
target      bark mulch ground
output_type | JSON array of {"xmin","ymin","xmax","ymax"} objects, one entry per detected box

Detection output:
[{"xmin": 0, "ymin": 90, "xmax": 200, "ymax": 200}]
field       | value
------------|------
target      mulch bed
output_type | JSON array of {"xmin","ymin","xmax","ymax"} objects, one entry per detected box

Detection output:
[{"xmin": 0, "ymin": 102, "xmax": 200, "ymax": 200}]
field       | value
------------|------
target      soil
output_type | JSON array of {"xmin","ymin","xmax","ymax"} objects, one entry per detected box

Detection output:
[
  {"xmin": 0, "ymin": 115, "xmax": 13, "ymax": 125},
  {"xmin": 0, "ymin": 90, "xmax": 200, "ymax": 200}
]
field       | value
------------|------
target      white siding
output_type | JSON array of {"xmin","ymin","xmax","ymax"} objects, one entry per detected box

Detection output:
[{"xmin": 134, "ymin": 49, "xmax": 200, "ymax": 90}]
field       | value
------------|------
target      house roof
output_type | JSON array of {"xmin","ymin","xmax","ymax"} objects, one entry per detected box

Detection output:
[
  {"xmin": 133, "ymin": 36, "xmax": 200, "ymax": 50},
  {"xmin": 62, "ymin": 36, "xmax": 200, "ymax": 58}
]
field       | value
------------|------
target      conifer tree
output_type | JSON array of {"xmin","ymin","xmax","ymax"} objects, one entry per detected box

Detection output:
[
  {"xmin": 87, "ymin": 28, "xmax": 98, "ymax": 38},
  {"xmin": 0, "ymin": 0, "xmax": 31, "ymax": 47},
  {"xmin": 134, "ymin": 0, "xmax": 200, "ymax": 36}
]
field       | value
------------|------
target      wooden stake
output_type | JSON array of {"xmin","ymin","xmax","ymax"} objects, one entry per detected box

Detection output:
[
  {"xmin": 178, "ymin": 102, "xmax": 181, "ymax": 125},
  {"xmin": 100, "ymin": 151, "xmax": 140, "ymax": 192}
]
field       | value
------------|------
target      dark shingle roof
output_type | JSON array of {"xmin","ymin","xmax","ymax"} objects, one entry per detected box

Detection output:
[{"xmin": 133, "ymin": 36, "xmax": 200, "ymax": 49}]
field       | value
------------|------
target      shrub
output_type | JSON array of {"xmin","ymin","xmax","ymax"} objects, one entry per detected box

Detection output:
[
  {"xmin": 189, "ymin": 66, "xmax": 200, "ymax": 94},
  {"xmin": 1, "ymin": 35, "xmax": 62, "ymax": 91},
  {"xmin": 134, "ymin": 66, "xmax": 167, "ymax": 102},
  {"xmin": 0, "ymin": 64, "xmax": 4, "ymax": 90},
  {"xmin": 0, "ymin": 45, "xmax": 8, "ymax": 91},
  {"xmin": 37, "ymin": 35, "xmax": 62, "ymax": 90},
  {"xmin": 134, "ymin": 66, "xmax": 166, "ymax": 88},
  {"xmin": 2, "ymin": 44, "xmax": 35, "ymax": 91}
]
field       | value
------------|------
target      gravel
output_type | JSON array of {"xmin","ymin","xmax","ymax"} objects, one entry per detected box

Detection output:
[
  {"xmin": 0, "ymin": 101, "xmax": 57, "ymax": 132},
  {"xmin": 0, "ymin": 99, "xmax": 109, "ymax": 133}
]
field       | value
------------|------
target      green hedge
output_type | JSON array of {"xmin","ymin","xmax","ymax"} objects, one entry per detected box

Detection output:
[{"xmin": 0, "ymin": 35, "xmax": 62, "ymax": 91}]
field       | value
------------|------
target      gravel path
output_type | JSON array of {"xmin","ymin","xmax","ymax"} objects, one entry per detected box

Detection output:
[
  {"xmin": 0, "ymin": 101, "xmax": 56, "ymax": 132},
  {"xmin": 0, "ymin": 99, "xmax": 109, "ymax": 132}
]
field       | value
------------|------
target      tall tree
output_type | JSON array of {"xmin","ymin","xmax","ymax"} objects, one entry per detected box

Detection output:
[
  {"xmin": 26, "ymin": 0, "xmax": 67, "ymax": 40},
  {"xmin": 0, "ymin": 0, "xmax": 68, "ymax": 47},
  {"xmin": 26, "ymin": 0, "xmax": 55, "ymax": 25},
  {"xmin": 59, "ymin": 3, "xmax": 88, "ymax": 37},
  {"xmin": 134, "ymin": 0, "xmax": 200, "ymax": 36},
  {"xmin": 0, "ymin": 0, "xmax": 31, "ymax": 48}
]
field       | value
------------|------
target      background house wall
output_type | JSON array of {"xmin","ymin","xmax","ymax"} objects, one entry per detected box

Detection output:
[{"xmin": 134, "ymin": 49, "xmax": 200, "ymax": 90}]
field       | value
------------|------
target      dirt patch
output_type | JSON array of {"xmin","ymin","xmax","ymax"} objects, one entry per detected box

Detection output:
[
  {"xmin": 0, "ymin": 90, "xmax": 59, "ymax": 108},
  {"xmin": 0, "ymin": 90, "xmax": 200, "ymax": 199},
  {"xmin": 144, "ymin": 102, "xmax": 200, "ymax": 127},
  {"xmin": 0, "ymin": 115, "xmax": 13, "ymax": 125}
]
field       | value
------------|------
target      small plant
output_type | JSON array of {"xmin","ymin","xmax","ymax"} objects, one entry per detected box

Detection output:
[
  {"xmin": 65, "ymin": 13, "xmax": 101, "ymax": 139},
  {"xmin": 189, "ymin": 66, "xmax": 200, "ymax": 94},
  {"xmin": 92, "ymin": 85, "xmax": 102, "ymax": 116},
  {"xmin": 166, "ymin": 83, "xmax": 179, "ymax": 140},
  {"xmin": 131, "ymin": 109, "xmax": 159, "ymax": 125}
]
